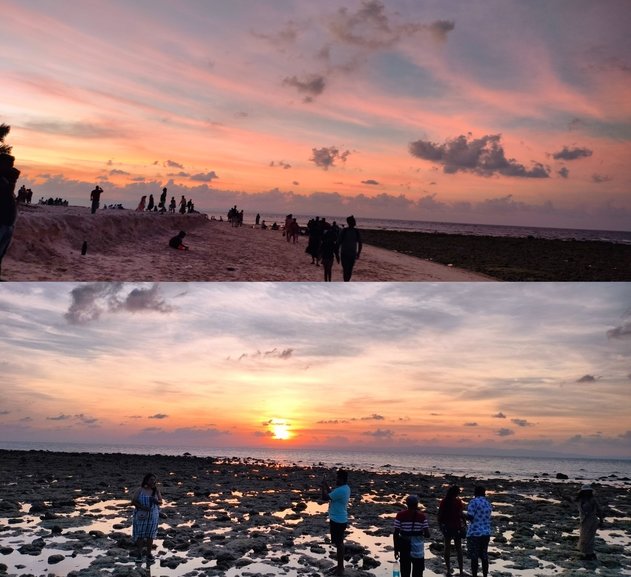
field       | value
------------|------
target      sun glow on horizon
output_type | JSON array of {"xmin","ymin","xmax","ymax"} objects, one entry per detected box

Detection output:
[{"xmin": 269, "ymin": 420, "xmax": 292, "ymax": 441}]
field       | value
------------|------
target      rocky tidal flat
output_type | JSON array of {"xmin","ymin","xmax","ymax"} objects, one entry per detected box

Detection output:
[{"xmin": 0, "ymin": 450, "xmax": 629, "ymax": 577}]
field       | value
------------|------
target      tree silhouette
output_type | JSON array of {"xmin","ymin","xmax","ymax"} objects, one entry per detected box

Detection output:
[{"xmin": 0, "ymin": 123, "xmax": 12, "ymax": 155}]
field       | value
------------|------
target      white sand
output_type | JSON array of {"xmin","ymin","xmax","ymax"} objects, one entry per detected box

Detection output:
[{"xmin": 4, "ymin": 205, "xmax": 492, "ymax": 282}]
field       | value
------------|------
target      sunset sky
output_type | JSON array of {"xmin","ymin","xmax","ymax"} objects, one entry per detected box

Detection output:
[
  {"xmin": 2, "ymin": 0, "xmax": 630, "ymax": 230},
  {"xmin": 0, "ymin": 282, "xmax": 629, "ymax": 458}
]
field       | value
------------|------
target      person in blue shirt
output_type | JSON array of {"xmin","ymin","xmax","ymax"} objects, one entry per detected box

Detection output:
[
  {"xmin": 321, "ymin": 469, "xmax": 350, "ymax": 576},
  {"xmin": 466, "ymin": 485, "xmax": 493, "ymax": 577}
]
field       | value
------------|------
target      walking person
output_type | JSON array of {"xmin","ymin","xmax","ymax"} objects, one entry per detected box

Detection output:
[
  {"xmin": 321, "ymin": 469, "xmax": 350, "ymax": 576},
  {"xmin": 338, "ymin": 215, "xmax": 362, "ymax": 281},
  {"xmin": 131, "ymin": 473, "xmax": 162, "ymax": 563},
  {"xmin": 466, "ymin": 485, "xmax": 492, "ymax": 577},
  {"xmin": 576, "ymin": 484, "xmax": 604, "ymax": 560},
  {"xmin": 90, "ymin": 185, "xmax": 103, "ymax": 214},
  {"xmin": 438, "ymin": 485, "xmax": 466, "ymax": 576},
  {"xmin": 394, "ymin": 495, "xmax": 430, "ymax": 577}
]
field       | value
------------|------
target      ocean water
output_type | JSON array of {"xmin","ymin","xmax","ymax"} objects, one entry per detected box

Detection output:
[
  {"xmin": 1, "ymin": 441, "xmax": 629, "ymax": 485},
  {"xmin": 208, "ymin": 211, "xmax": 631, "ymax": 244}
]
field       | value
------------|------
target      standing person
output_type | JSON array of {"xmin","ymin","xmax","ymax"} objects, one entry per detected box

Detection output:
[
  {"xmin": 321, "ymin": 469, "xmax": 350, "ymax": 576},
  {"xmin": 438, "ymin": 485, "xmax": 466, "ymax": 576},
  {"xmin": 131, "ymin": 473, "xmax": 162, "ymax": 563},
  {"xmin": 179, "ymin": 195, "xmax": 187, "ymax": 214},
  {"xmin": 394, "ymin": 495, "xmax": 430, "ymax": 577},
  {"xmin": 320, "ymin": 227, "xmax": 339, "ymax": 282},
  {"xmin": 169, "ymin": 196, "xmax": 176, "ymax": 213},
  {"xmin": 136, "ymin": 195, "xmax": 147, "ymax": 211},
  {"xmin": 159, "ymin": 187, "xmax": 167, "ymax": 211},
  {"xmin": 575, "ymin": 484, "xmax": 603, "ymax": 560},
  {"xmin": 0, "ymin": 153, "xmax": 19, "ymax": 280},
  {"xmin": 146, "ymin": 194, "xmax": 155, "ymax": 211},
  {"xmin": 255, "ymin": 213, "xmax": 260, "ymax": 226},
  {"xmin": 338, "ymin": 215, "xmax": 362, "ymax": 282},
  {"xmin": 90, "ymin": 185, "xmax": 102, "ymax": 214},
  {"xmin": 466, "ymin": 485, "xmax": 492, "ymax": 577}
]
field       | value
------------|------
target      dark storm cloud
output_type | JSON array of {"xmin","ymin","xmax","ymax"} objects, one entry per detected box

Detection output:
[
  {"xmin": 329, "ymin": 1, "xmax": 454, "ymax": 49},
  {"xmin": 497, "ymin": 428, "xmax": 514, "ymax": 437},
  {"xmin": 409, "ymin": 134, "xmax": 550, "ymax": 178},
  {"xmin": 552, "ymin": 146, "xmax": 593, "ymax": 161},
  {"xmin": 190, "ymin": 171, "xmax": 219, "ymax": 182},
  {"xmin": 577, "ymin": 375, "xmax": 597, "ymax": 383},
  {"xmin": 558, "ymin": 167, "xmax": 569, "ymax": 178},
  {"xmin": 361, "ymin": 179, "xmax": 380, "ymax": 185},
  {"xmin": 282, "ymin": 74, "xmax": 326, "ymax": 99},
  {"xmin": 310, "ymin": 146, "xmax": 351, "ymax": 170},
  {"xmin": 65, "ymin": 283, "xmax": 173, "ymax": 324}
]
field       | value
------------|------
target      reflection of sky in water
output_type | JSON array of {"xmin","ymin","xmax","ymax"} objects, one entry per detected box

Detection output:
[{"xmin": 1, "ymin": 492, "xmax": 630, "ymax": 577}]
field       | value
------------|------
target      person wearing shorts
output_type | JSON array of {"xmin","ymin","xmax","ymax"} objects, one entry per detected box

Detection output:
[
  {"xmin": 466, "ymin": 485, "xmax": 492, "ymax": 577},
  {"xmin": 321, "ymin": 469, "xmax": 350, "ymax": 576}
]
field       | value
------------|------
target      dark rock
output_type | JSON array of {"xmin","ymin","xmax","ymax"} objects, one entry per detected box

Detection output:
[
  {"xmin": 29, "ymin": 501, "xmax": 48, "ymax": 513},
  {"xmin": 556, "ymin": 473, "xmax": 569, "ymax": 479},
  {"xmin": 48, "ymin": 554, "xmax": 65, "ymax": 564}
]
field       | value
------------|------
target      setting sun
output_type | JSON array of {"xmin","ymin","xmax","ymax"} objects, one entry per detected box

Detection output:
[{"xmin": 270, "ymin": 421, "xmax": 292, "ymax": 441}]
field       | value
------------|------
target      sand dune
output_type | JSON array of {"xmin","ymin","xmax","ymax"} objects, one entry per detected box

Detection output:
[{"xmin": 4, "ymin": 205, "xmax": 491, "ymax": 282}]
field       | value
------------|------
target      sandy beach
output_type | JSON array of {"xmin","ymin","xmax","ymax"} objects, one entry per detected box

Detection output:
[
  {"xmin": 3, "ymin": 205, "xmax": 491, "ymax": 282},
  {"xmin": 0, "ymin": 450, "xmax": 628, "ymax": 577}
]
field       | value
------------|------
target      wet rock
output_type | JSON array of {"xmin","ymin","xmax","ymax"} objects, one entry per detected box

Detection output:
[
  {"xmin": 0, "ymin": 547, "xmax": 14, "ymax": 555},
  {"xmin": 18, "ymin": 538, "xmax": 45, "ymax": 555},
  {"xmin": 362, "ymin": 555, "xmax": 380, "ymax": 569},
  {"xmin": 159, "ymin": 555, "xmax": 186, "ymax": 568},
  {"xmin": 556, "ymin": 473, "xmax": 569, "ymax": 479},
  {"xmin": 48, "ymin": 554, "xmax": 65, "ymax": 564},
  {"xmin": 50, "ymin": 525, "xmax": 63, "ymax": 535},
  {"xmin": 0, "ymin": 500, "xmax": 19, "ymax": 512},
  {"xmin": 29, "ymin": 501, "xmax": 48, "ymax": 513}
]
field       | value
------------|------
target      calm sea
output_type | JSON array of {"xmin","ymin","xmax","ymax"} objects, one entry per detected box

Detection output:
[
  {"xmin": 1, "ymin": 441, "xmax": 629, "ymax": 485},
  {"xmin": 207, "ymin": 211, "xmax": 631, "ymax": 244}
]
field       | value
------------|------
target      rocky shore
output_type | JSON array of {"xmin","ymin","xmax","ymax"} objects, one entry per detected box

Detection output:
[
  {"xmin": 360, "ymin": 229, "xmax": 631, "ymax": 281},
  {"xmin": 0, "ymin": 450, "xmax": 629, "ymax": 577}
]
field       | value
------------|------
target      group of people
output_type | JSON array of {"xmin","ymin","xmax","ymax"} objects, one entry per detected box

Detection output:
[
  {"xmin": 305, "ymin": 215, "xmax": 362, "ymax": 282},
  {"xmin": 16, "ymin": 185, "xmax": 33, "ymax": 204},
  {"xmin": 228, "ymin": 205, "xmax": 244, "ymax": 226},
  {"xmin": 131, "ymin": 469, "xmax": 605, "ymax": 576}
]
